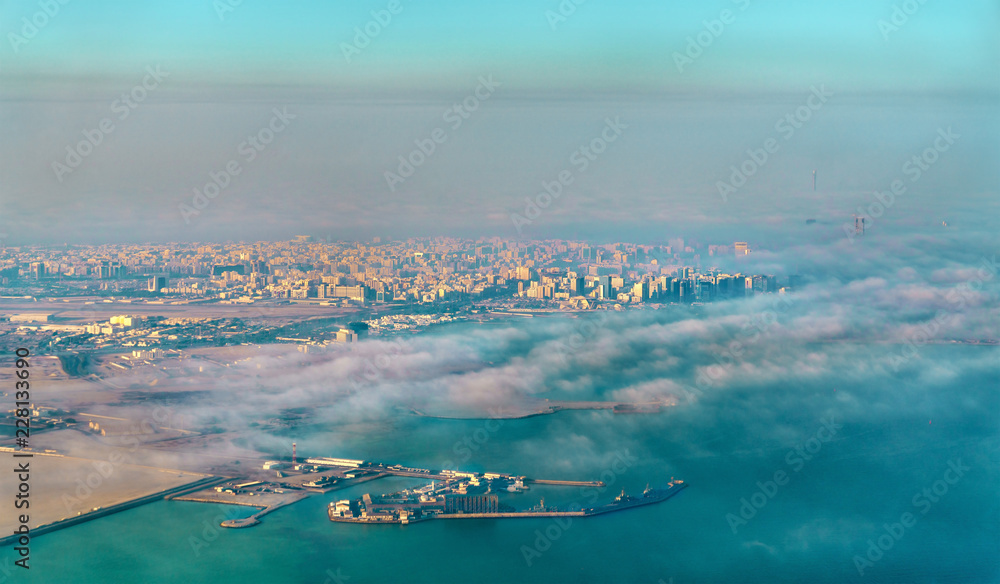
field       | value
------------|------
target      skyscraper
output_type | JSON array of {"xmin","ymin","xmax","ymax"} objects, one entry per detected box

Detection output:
[
  {"xmin": 632, "ymin": 280, "xmax": 649, "ymax": 302},
  {"xmin": 29, "ymin": 262, "xmax": 46, "ymax": 280},
  {"xmin": 599, "ymin": 275, "xmax": 613, "ymax": 299},
  {"xmin": 148, "ymin": 276, "xmax": 168, "ymax": 292}
]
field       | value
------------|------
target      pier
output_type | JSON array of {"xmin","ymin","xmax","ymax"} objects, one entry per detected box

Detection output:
[
  {"xmin": 527, "ymin": 479, "xmax": 605, "ymax": 487},
  {"xmin": 436, "ymin": 511, "xmax": 587, "ymax": 519},
  {"xmin": 174, "ymin": 489, "xmax": 310, "ymax": 528},
  {"xmin": 219, "ymin": 495, "xmax": 305, "ymax": 528}
]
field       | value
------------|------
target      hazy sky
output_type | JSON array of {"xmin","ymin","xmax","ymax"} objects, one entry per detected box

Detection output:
[{"xmin": 1, "ymin": 0, "xmax": 997, "ymax": 243}]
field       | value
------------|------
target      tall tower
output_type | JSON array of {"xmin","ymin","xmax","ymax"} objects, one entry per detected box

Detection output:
[
  {"xmin": 854, "ymin": 215, "xmax": 865, "ymax": 236},
  {"xmin": 292, "ymin": 442, "xmax": 297, "ymax": 465},
  {"xmin": 812, "ymin": 170, "xmax": 817, "ymax": 191}
]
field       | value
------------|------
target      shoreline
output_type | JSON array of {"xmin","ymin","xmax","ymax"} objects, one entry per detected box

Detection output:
[{"xmin": 0, "ymin": 476, "xmax": 227, "ymax": 547}]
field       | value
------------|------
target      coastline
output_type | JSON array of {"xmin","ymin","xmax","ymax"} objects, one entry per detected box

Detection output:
[{"xmin": 0, "ymin": 476, "xmax": 226, "ymax": 547}]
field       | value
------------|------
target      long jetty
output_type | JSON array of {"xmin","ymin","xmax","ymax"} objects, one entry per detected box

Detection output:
[
  {"xmin": 526, "ymin": 478, "xmax": 605, "ymax": 487},
  {"xmin": 436, "ymin": 511, "xmax": 587, "ymax": 519},
  {"xmin": 0, "ymin": 476, "xmax": 226, "ymax": 547}
]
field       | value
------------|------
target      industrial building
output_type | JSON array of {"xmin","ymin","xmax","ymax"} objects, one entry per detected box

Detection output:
[
  {"xmin": 444, "ymin": 494, "xmax": 499, "ymax": 514},
  {"xmin": 305, "ymin": 457, "xmax": 365, "ymax": 468}
]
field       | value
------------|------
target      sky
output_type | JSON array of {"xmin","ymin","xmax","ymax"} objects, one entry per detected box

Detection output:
[
  {"xmin": 0, "ymin": 0, "xmax": 997, "ymax": 244},
  {"xmin": 3, "ymin": 0, "xmax": 998, "ymax": 94}
]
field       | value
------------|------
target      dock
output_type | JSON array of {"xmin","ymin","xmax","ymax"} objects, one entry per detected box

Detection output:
[
  {"xmin": 527, "ymin": 479, "xmax": 605, "ymax": 487},
  {"xmin": 436, "ymin": 511, "xmax": 587, "ymax": 519},
  {"xmin": 219, "ymin": 493, "xmax": 308, "ymax": 528}
]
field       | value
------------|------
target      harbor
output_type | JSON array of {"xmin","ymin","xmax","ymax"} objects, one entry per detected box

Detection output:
[{"xmin": 163, "ymin": 451, "xmax": 688, "ymax": 529}]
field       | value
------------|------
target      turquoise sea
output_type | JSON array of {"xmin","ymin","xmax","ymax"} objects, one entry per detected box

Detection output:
[{"xmin": 17, "ymin": 343, "xmax": 999, "ymax": 584}]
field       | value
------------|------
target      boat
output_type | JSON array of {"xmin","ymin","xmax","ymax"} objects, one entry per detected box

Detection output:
[{"xmin": 582, "ymin": 480, "xmax": 687, "ymax": 516}]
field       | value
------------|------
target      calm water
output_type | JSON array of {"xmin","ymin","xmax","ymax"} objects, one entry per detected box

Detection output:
[{"xmin": 19, "ymin": 344, "xmax": 999, "ymax": 584}]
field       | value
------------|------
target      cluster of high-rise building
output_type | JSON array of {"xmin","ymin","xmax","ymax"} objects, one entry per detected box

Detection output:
[{"xmin": 0, "ymin": 237, "xmax": 797, "ymax": 306}]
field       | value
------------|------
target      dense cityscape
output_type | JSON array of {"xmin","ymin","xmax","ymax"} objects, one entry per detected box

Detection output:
[
  {"xmin": 1, "ymin": 237, "xmax": 793, "ymax": 303},
  {"xmin": 0, "ymin": 237, "xmax": 800, "ymax": 354}
]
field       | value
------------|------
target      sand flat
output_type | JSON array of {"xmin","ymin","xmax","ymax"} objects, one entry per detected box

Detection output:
[{"xmin": 0, "ymin": 452, "xmax": 207, "ymax": 533}]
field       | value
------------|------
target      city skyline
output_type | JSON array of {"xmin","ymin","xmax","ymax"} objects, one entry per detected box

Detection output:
[{"xmin": 0, "ymin": 236, "xmax": 797, "ymax": 308}]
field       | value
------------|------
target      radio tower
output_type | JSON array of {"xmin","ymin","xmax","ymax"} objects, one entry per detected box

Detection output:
[
  {"xmin": 812, "ymin": 170, "xmax": 817, "ymax": 191},
  {"xmin": 292, "ymin": 442, "xmax": 297, "ymax": 465}
]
